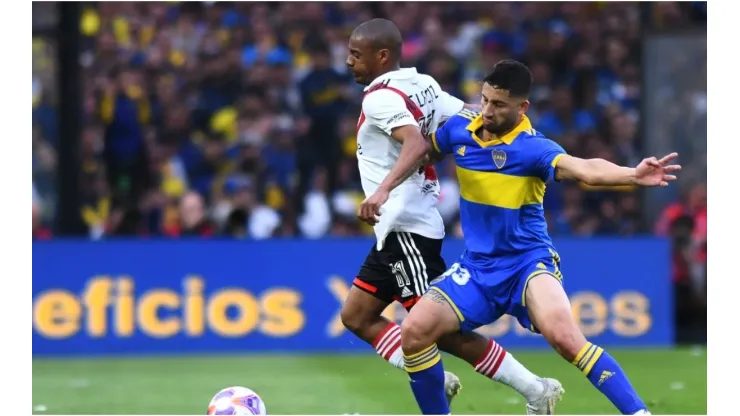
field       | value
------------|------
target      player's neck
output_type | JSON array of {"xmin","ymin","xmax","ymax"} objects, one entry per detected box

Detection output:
[
  {"xmin": 371, "ymin": 64, "xmax": 401, "ymax": 81},
  {"xmin": 481, "ymin": 115, "xmax": 524, "ymax": 142}
]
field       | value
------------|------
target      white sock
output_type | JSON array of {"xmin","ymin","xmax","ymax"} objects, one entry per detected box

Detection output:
[
  {"xmin": 372, "ymin": 322, "xmax": 404, "ymax": 369},
  {"xmin": 474, "ymin": 339, "xmax": 545, "ymax": 402}
]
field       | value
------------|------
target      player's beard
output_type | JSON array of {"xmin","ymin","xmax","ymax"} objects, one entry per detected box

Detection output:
[{"xmin": 483, "ymin": 117, "xmax": 517, "ymax": 136}]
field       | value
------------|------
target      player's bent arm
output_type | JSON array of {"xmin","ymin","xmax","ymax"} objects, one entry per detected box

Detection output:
[
  {"xmin": 554, "ymin": 154, "xmax": 636, "ymax": 186},
  {"xmin": 423, "ymin": 136, "xmax": 446, "ymax": 165},
  {"xmin": 377, "ymin": 125, "xmax": 432, "ymax": 192}
]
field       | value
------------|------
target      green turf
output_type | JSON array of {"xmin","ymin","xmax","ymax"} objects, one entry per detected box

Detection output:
[{"xmin": 32, "ymin": 348, "xmax": 706, "ymax": 415}]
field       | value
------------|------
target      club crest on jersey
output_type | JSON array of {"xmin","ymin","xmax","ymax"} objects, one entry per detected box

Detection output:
[{"xmin": 492, "ymin": 149, "xmax": 507, "ymax": 169}]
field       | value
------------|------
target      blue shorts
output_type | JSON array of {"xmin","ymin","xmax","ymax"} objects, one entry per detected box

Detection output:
[{"xmin": 429, "ymin": 252, "xmax": 563, "ymax": 333}]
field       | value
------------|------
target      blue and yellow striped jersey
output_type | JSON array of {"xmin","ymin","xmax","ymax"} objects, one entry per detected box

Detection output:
[{"xmin": 431, "ymin": 110, "xmax": 566, "ymax": 265}]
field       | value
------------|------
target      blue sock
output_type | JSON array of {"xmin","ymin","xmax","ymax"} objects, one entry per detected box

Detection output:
[
  {"xmin": 573, "ymin": 342, "xmax": 647, "ymax": 415},
  {"xmin": 404, "ymin": 344, "xmax": 450, "ymax": 415}
]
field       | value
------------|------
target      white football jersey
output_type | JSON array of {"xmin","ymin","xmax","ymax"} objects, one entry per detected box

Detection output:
[{"xmin": 356, "ymin": 68, "xmax": 465, "ymax": 250}]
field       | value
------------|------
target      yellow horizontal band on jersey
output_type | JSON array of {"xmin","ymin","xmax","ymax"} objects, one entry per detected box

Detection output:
[
  {"xmin": 456, "ymin": 166, "xmax": 545, "ymax": 209},
  {"xmin": 430, "ymin": 132, "xmax": 441, "ymax": 153}
]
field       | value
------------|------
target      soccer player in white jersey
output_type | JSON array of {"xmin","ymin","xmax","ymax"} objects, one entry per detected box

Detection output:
[{"xmin": 339, "ymin": 18, "xmax": 564, "ymax": 414}]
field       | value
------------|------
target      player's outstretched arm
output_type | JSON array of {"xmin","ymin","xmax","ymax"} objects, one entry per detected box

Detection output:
[{"xmin": 554, "ymin": 152, "xmax": 681, "ymax": 187}]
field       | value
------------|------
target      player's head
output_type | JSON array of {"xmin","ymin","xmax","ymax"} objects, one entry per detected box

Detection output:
[
  {"xmin": 347, "ymin": 18, "xmax": 403, "ymax": 85},
  {"xmin": 480, "ymin": 60, "xmax": 532, "ymax": 135}
]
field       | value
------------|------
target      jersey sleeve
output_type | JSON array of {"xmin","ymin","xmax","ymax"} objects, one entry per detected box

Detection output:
[
  {"xmin": 362, "ymin": 89, "xmax": 419, "ymax": 135},
  {"xmin": 436, "ymin": 89, "xmax": 465, "ymax": 123},
  {"xmin": 430, "ymin": 119, "xmax": 454, "ymax": 155},
  {"xmin": 534, "ymin": 138, "xmax": 567, "ymax": 182}
]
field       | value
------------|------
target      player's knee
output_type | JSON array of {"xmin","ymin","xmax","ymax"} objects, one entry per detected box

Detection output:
[
  {"xmin": 339, "ymin": 304, "xmax": 366, "ymax": 335},
  {"xmin": 400, "ymin": 316, "xmax": 433, "ymax": 354},
  {"xmin": 539, "ymin": 311, "xmax": 586, "ymax": 361},
  {"xmin": 401, "ymin": 294, "xmax": 458, "ymax": 354}
]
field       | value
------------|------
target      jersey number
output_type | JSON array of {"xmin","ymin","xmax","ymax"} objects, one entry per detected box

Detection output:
[
  {"xmin": 392, "ymin": 261, "xmax": 412, "ymax": 288},
  {"xmin": 443, "ymin": 262, "xmax": 470, "ymax": 285},
  {"xmin": 418, "ymin": 110, "xmax": 436, "ymax": 137}
]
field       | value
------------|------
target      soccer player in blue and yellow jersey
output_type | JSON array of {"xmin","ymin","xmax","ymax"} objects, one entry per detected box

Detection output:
[{"xmin": 359, "ymin": 60, "xmax": 680, "ymax": 415}]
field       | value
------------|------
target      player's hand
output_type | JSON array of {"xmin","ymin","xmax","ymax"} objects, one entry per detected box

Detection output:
[
  {"xmin": 634, "ymin": 152, "xmax": 682, "ymax": 187},
  {"xmin": 358, "ymin": 188, "xmax": 390, "ymax": 226}
]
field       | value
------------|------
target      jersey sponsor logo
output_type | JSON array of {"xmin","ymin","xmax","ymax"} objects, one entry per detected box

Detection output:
[
  {"xmin": 387, "ymin": 112, "xmax": 412, "ymax": 125},
  {"xmin": 492, "ymin": 149, "xmax": 507, "ymax": 169},
  {"xmin": 421, "ymin": 180, "xmax": 439, "ymax": 195}
]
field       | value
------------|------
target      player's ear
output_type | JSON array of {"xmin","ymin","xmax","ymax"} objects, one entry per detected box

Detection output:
[
  {"xmin": 519, "ymin": 100, "xmax": 530, "ymax": 116},
  {"xmin": 377, "ymin": 48, "xmax": 390, "ymax": 66}
]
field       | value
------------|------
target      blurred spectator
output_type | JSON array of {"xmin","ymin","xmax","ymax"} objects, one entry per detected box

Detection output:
[
  {"xmin": 32, "ymin": 2, "xmax": 705, "ymax": 241},
  {"xmin": 655, "ymin": 183, "xmax": 707, "ymax": 296},
  {"xmin": 98, "ymin": 67, "xmax": 153, "ymax": 204},
  {"xmin": 297, "ymin": 41, "xmax": 351, "ymax": 211},
  {"xmin": 164, "ymin": 191, "xmax": 215, "ymax": 238},
  {"xmin": 298, "ymin": 168, "xmax": 332, "ymax": 239}
]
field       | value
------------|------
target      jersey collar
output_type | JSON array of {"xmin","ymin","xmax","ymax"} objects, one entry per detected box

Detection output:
[
  {"xmin": 364, "ymin": 68, "xmax": 419, "ymax": 92},
  {"xmin": 466, "ymin": 114, "xmax": 533, "ymax": 147}
]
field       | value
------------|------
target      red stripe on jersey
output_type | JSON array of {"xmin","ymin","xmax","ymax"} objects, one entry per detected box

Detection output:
[
  {"xmin": 383, "ymin": 86, "xmax": 425, "ymax": 121},
  {"xmin": 423, "ymin": 165, "xmax": 438, "ymax": 180},
  {"xmin": 363, "ymin": 83, "xmax": 439, "ymax": 179},
  {"xmin": 356, "ymin": 111, "xmax": 366, "ymax": 134},
  {"xmin": 362, "ymin": 82, "xmax": 423, "ymax": 122}
]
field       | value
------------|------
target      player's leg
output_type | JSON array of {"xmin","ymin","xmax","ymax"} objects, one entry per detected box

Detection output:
[
  {"xmin": 340, "ymin": 285, "xmax": 402, "ymax": 367},
  {"xmin": 342, "ymin": 239, "xmax": 414, "ymax": 368},
  {"xmin": 385, "ymin": 232, "xmax": 465, "ymax": 404},
  {"xmin": 406, "ymin": 236, "xmax": 553, "ymax": 409},
  {"xmin": 400, "ymin": 259, "xmax": 495, "ymax": 415},
  {"xmin": 342, "ymin": 236, "xmax": 461, "ymax": 404},
  {"xmin": 401, "ymin": 288, "xmax": 461, "ymax": 415},
  {"xmin": 429, "ymin": 259, "xmax": 563, "ymax": 415},
  {"xmin": 436, "ymin": 330, "xmax": 559, "ymax": 413},
  {"xmin": 523, "ymin": 269, "xmax": 649, "ymax": 415}
]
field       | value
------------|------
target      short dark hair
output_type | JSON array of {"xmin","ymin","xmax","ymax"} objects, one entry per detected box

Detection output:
[
  {"xmin": 351, "ymin": 18, "xmax": 403, "ymax": 62},
  {"xmin": 483, "ymin": 60, "xmax": 533, "ymax": 98}
]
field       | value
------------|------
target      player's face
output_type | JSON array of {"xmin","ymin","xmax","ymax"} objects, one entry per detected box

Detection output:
[
  {"xmin": 346, "ymin": 36, "xmax": 383, "ymax": 85},
  {"xmin": 480, "ymin": 83, "xmax": 529, "ymax": 135}
]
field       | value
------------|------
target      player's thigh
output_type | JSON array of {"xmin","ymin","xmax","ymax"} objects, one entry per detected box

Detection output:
[
  {"xmin": 353, "ymin": 239, "xmax": 402, "ymax": 303},
  {"xmin": 343, "ymin": 245, "xmax": 396, "ymax": 329},
  {"xmin": 427, "ymin": 261, "xmax": 496, "ymax": 333},
  {"xmin": 507, "ymin": 255, "xmax": 566, "ymax": 331},
  {"xmin": 523, "ymin": 270, "xmax": 586, "ymax": 355},
  {"xmin": 340, "ymin": 286, "xmax": 389, "ymax": 330},
  {"xmin": 402, "ymin": 287, "xmax": 462, "ymax": 348}
]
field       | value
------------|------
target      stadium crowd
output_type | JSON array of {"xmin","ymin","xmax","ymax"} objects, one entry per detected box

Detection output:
[{"xmin": 32, "ymin": 2, "xmax": 705, "ymax": 247}]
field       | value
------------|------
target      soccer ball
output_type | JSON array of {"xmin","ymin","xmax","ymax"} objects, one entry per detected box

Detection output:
[{"xmin": 207, "ymin": 386, "xmax": 267, "ymax": 415}]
